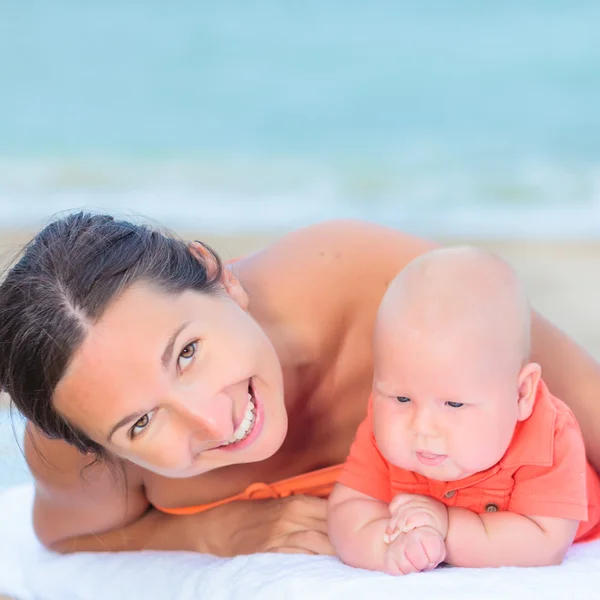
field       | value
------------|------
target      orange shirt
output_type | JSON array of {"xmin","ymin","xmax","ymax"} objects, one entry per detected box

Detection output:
[{"xmin": 338, "ymin": 381, "xmax": 600, "ymax": 543}]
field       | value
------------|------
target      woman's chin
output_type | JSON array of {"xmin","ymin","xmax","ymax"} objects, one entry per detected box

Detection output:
[
  {"xmin": 247, "ymin": 411, "xmax": 289, "ymax": 464},
  {"xmin": 242, "ymin": 420, "xmax": 288, "ymax": 464}
]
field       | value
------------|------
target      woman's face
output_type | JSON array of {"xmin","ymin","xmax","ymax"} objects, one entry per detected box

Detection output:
[{"xmin": 53, "ymin": 281, "xmax": 288, "ymax": 477}]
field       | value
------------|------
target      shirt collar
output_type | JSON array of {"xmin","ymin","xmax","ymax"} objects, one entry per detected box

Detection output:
[{"xmin": 499, "ymin": 378, "xmax": 556, "ymax": 469}]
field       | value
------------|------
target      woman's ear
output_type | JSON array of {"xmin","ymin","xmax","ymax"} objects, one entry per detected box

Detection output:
[
  {"xmin": 516, "ymin": 362, "xmax": 542, "ymax": 421},
  {"xmin": 188, "ymin": 241, "xmax": 249, "ymax": 311},
  {"xmin": 189, "ymin": 241, "xmax": 220, "ymax": 279},
  {"xmin": 221, "ymin": 262, "xmax": 250, "ymax": 311}
]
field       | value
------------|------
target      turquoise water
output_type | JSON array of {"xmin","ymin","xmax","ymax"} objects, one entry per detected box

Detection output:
[
  {"xmin": 0, "ymin": 410, "xmax": 30, "ymax": 491},
  {"xmin": 1, "ymin": 1, "xmax": 600, "ymax": 235}
]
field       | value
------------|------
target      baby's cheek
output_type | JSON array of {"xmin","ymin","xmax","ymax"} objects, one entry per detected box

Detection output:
[
  {"xmin": 379, "ymin": 429, "xmax": 412, "ymax": 468},
  {"xmin": 460, "ymin": 417, "xmax": 501, "ymax": 452},
  {"xmin": 462, "ymin": 439, "xmax": 504, "ymax": 474}
]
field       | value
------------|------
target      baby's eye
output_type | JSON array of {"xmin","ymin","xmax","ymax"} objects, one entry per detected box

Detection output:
[
  {"xmin": 178, "ymin": 341, "xmax": 197, "ymax": 371},
  {"xmin": 396, "ymin": 396, "xmax": 411, "ymax": 403},
  {"xmin": 446, "ymin": 401, "xmax": 464, "ymax": 409}
]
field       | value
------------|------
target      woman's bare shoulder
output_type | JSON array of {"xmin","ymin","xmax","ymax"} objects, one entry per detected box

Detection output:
[
  {"xmin": 245, "ymin": 219, "xmax": 439, "ymax": 305},
  {"xmin": 236, "ymin": 220, "xmax": 440, "ymax": 369}
]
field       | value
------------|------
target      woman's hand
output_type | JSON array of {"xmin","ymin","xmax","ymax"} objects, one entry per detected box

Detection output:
[{"xmin": 196, "ymin": 495, "xmax": 334, "ymax": 556}]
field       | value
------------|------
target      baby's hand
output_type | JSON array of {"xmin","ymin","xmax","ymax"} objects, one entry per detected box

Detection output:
[
  {"xmin": 385, "ymin": 493, "xmax": 448, "ymax": 543},
  {"xmin": 384, "ymin": 526, "xmax": 446, "ymax": 576}
]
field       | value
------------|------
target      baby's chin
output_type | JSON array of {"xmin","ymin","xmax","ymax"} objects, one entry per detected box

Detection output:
[
  {"xmin": 414, "ymin": 468, "xmax": 458, "ymax": 481},
  {"xmin": 412, "ymin": 463, "xmax": 479, "ymax": 482}
]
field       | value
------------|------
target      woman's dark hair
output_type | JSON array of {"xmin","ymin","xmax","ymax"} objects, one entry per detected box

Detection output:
[{"xmin": 0, "ymin": 212, "xmax": 223, "ymax": 461}]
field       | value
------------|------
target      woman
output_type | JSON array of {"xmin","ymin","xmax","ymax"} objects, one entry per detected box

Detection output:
[{"xmin": 1, "ymin": 212, "xmax": 599, "ymax": 556}]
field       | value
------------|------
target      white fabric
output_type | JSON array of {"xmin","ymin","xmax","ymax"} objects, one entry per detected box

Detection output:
[{"xmin": 1, "ymin": 484, "xmax": 600, "ymax": 600}]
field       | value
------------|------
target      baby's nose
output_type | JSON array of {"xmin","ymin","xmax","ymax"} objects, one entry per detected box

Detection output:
[{"xmin": 412, "ymin": 407, "xmax": 439, "ymax": 436}]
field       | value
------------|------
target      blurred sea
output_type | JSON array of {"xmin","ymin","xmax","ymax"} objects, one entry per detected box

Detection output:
[
  {"xmin": 1, "ymin": 1, "xmax": 600, "ymax": 237},
  {"xmin": 0, "ymin": 409, "xmax": 28, "ymax": 490}
]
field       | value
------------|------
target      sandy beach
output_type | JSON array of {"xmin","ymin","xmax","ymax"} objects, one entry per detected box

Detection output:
[{"xmin": 1, "ymin": 226, "xmax": 600, "ymax": 407}]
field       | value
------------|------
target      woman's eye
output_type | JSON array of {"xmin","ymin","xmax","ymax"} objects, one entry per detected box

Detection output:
[
  {"xmin": 177, "ymin": 341, "xmax": 197, "ymax": 371},
  {"xmin": 129, "ymin": 411, "xmax": 154, "ymax": 439},
  {"xmin": 396, "ymin": 396, "xmax": 411, "ymax": 403},
  {"xmin": 446, "ymin": 401, "xmax": 464, "ymax": 409}
]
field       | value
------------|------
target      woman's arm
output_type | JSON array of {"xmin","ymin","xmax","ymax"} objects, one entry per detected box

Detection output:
[
  {"xmin": 531, "ymin": 311, "xmax": 600, "ymax": 471},
  {"xmin": 48, "ymin": 497, "xmax": 333, "ymax": 556},
  {"xmin": 25, "ymin": 426, "xmax": 332, "ymax": 556}
]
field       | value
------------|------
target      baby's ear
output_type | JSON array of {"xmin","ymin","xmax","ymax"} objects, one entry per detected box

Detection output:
[{"xmin": 516, "ymin": 362, "xmax": 542, "ymax": 421}]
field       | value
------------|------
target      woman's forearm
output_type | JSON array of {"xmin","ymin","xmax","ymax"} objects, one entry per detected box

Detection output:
[
  {"xmin": 51, "ymin": 507, "xmax": 220, "ymax": 554},
  {"xmin": 531, "ymin": 310, "xmax": 600, "ymax": 471},
  {"xmin": 49, "ymin": 495, "xmax": 333, "ymax": 557}
]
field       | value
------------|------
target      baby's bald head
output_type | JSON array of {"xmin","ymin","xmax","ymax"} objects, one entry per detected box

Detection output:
[
  {"xmin": 376, "ymin": 247, "xmax": 531, "ymax": 374},
  {"xmin": 372, "ymin": 247, "xmax": 540, "ymax": 481}
]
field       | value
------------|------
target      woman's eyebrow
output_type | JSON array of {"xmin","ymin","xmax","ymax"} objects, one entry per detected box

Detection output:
[
  {"xmin": 161, "ymin": 321, "xmax": 191, "ymax": 369},
  {"xmin": 107, "ymin": 410, "xmax": 147, "ymax": 442}
]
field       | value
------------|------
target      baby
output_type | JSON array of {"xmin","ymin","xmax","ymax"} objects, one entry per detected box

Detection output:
[{"xmin": 328, "ymin": 247, "xmax": 600, "ymax": 575}]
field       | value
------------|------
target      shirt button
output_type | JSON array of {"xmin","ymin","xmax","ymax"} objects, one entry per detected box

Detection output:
[
  {"xmin": 444, "ymin": 490, "xmax": 456, "ymax": 499},
  {"xmin": 485, "ymin": 503, "xmax": 499, "ymax": 512}
]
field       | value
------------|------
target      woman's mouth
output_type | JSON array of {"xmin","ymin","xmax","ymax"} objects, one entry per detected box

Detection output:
[{"xmin": 217, "ymin": 380, "xmax": 263, "ymax": 451}]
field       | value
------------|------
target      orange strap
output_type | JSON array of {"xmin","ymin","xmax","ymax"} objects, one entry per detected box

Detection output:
[{"xmin": 155, "ymin": 464, "xmax": 344, "ymax": 516}]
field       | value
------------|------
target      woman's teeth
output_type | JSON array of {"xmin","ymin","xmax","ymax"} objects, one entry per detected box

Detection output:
[{"xmin": 220, "ymin": 394, "xmax": 256, "ymax": 446}]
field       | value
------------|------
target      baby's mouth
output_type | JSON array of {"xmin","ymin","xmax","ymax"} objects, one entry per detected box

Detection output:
[{"xmin": 416, "ymin": 451, "xmax": 447, "ymax": 466}]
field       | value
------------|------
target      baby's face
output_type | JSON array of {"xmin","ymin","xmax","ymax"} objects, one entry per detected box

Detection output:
[{"xmin": 372, "ymin": 324, "xmax": 522, "ymax": 482}]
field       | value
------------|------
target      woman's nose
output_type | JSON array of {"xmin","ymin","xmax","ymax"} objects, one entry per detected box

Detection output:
[{"xmin": 179, "ymin": 391, "xmax": 234, "ymax": 443}]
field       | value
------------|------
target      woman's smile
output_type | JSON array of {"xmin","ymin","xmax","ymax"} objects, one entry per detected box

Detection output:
[{"xmin": 215, "ymin": 379, "xmax": 264, "ymax": 452}]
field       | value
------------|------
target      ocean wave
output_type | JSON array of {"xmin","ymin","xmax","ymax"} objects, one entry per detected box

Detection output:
[{"xmin": 0, "ymin": 158, "xmax": 599, "ymax": 238}]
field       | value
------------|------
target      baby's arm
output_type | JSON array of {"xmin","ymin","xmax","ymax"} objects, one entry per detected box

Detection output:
[
  {"xmin": 445, "ymin": 509, "xmax": 578, "ymax": 567},
  {"xmin": 445, "ymin": 398, "xmax": 590, "ymax": 568},
  {"xmin": 328, "ymin": 482, "xmax": 391, "ymax": 571}
]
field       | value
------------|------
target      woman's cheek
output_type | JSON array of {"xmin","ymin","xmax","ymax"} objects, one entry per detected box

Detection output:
[{"xmin": 136, "ymin": 434, "xmax": 192, "ymax": 471}]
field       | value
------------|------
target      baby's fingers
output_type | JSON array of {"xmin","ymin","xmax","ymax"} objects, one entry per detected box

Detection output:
[
  {"xmin": 403, "ymin": 511, "xmax": 438, "ymax": 533},
  {"xmin": 404, "ymin": 539, "xmax": 432, "ymax": 572},
  {"xmin": 420, "ymin": 531, "xmax": 447, "ymax": 568},
  {"xmin": 388, "ymin": 493, "xmax": 416, "ymax": 513},
  {"xmin": 384, "ymin": 506, "xmax": 421, "ymax": 542},
  {"xmin": 384, "ymin": 512, "xmax": 403, "ymax": 543}
]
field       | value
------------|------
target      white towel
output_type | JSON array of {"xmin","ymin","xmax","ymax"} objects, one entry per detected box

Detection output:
[{"xmin": 1, "ymin": 485, "xmax": 599, "ymax": 600}]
